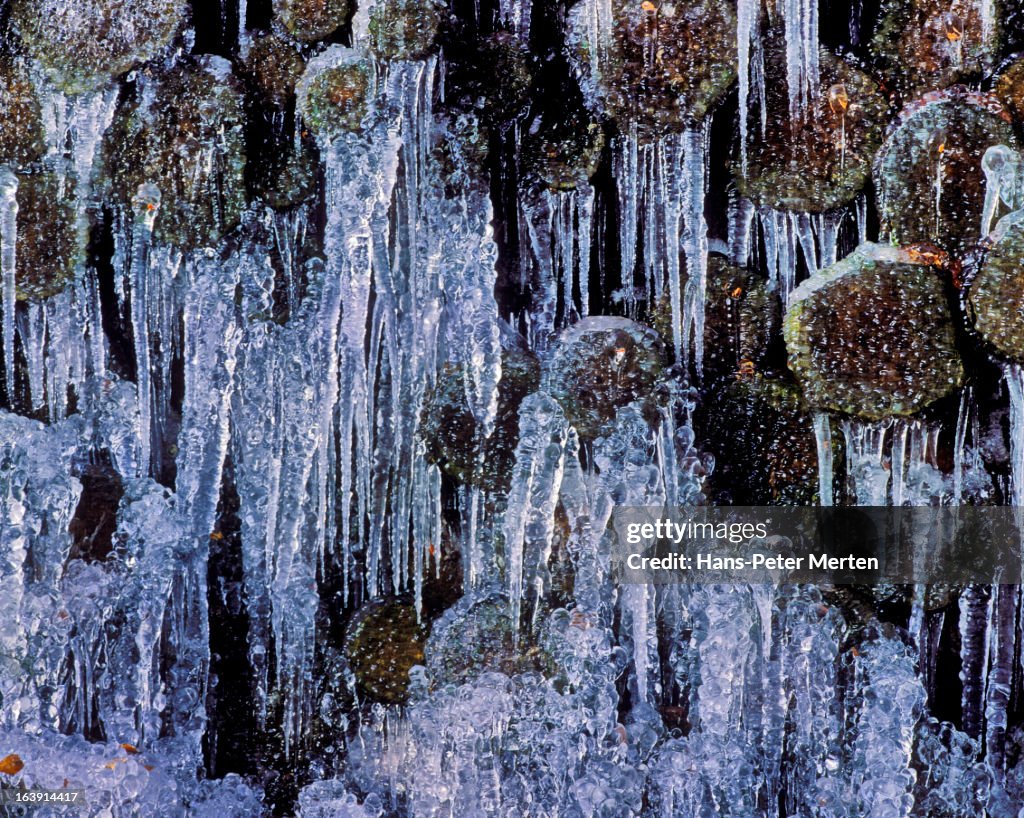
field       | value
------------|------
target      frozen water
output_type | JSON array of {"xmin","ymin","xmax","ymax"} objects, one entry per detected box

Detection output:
[{"xmin": 1, "ymin": 1, "xmax": 1023, "ymax": 815}]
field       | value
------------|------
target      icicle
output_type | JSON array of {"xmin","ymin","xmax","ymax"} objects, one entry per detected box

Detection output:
[
  {"xmin": 842, "ymin": 419, "xmax": 891, "ymax": 505},
  {"xmin": 680, "ymin": 125, "xmax": 708, "ymax": 376},
  {"xmin": 812, "ymin": 412, "xmax": 833, "ymax": 506},
  {"xmin": 68, "ymin": 89, "xmax": 119, "ymax": 200},
  {"xmin": 129, "ymin": 184, "xmax": 161, "ymax": 477},
  {"xmin": 532, "ymin": 187, "xmax": 589, "ymax": 327},
  {"xmin": 0, "ymin": 169, "xmax": 17, "ymax": 405},
  {"xmin": 728, "ymin": 195, "xmax": 756, "ymax": 267},
  {"xmin": 460, "ymin": 484, "xmax": 483, "ymax": 589},
  {"xmin": 849, "ymin": 0, "xmax": 863, "ymax": 44},
  {"xmin": 1005, "ymin": 365, "xmax": 1024, "ymax": 507},
  {"xmin": 782, "ymin": 0, "xmax": 820, "ymax": 121},
  {"xmin": 44, "ymin": 292, "xmax": 77, "ymax": 421},
  {"xmin": 953, "ymin": 388, "xmax": 971, "ymax": 504},
  {"xmin": 981, "ymin": 145, "xmax": 1024, "ymax": 239},
  {"xmin": 761, "ymin": 208, "xmax": 797, "ymax": 304},
  {"xmin": 979, "ymin": 0, "xmax": 996, "ymax": 47},
  {"xmin": 499, "ymin": 0, "xmax": 532, "ymax": 41},
  {"xmin": 578, "ymin": 185, "xmax": 594, "ymax": 317},
  {"xmin": 238, "ymin": 0, "xmax": 250, "ymax": 58},
  {"xmin": 613, "ymin": 128, "xmax": 641, "ymax": 311},
  {"xmin": 176, "ymin": 251, "xmax": 241, "ymax": 537},
  {"xmin": 625, "ymin": 583, "xmax": 657, "ymax": 704},
  {"xmin": 985, "ymin": 584, "xmax": 1018, "ymax": 778},
  {"xmin": 844, "ymin": 635, "xmax": 925, "ymax": 818},
  {"xmin": 889, "ymin": 419, "xmax": 944, "ymax": 507},
  {"xmin": 503, "ymin": 392, "xmax": 567, "ymax": 644},
  {"xmin": 736, "ymin": 0, "xmax": 760, "ymax": 176},
  {"xmin": 20, "ymin": 302, "xmax": 45, "ymax": 410},
  {"xmin": 815, "ymin": 211, "xmax": 842, "ymax": 269},
  {"xmin": 43, "ymin": 88, "xmax": 120, "ymax": 259},
  {"xmin": 521, "ymin": 191, "xmax": 559, "ymax": 350},
  {"xmin": 663, "ymin": 137, "xmax": 685, "ymax": 360},
  {"xmin": 792, "ymin": 212, "xmax": 817, "ymax": 276},
  {"xmin": 959, "ymin": 584, "xmax": 992, "ymax": 740},
  {"xmin": 568, "ymin": 0, "xmax": 613, "ymax": 100},
  {"xmin": 933, "ymin": 130, "xmax": 947, "ymax": 241}
]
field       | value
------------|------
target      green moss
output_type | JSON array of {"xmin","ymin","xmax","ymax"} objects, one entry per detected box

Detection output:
[
  {"xmin": 274, "ymin": 0, "xmax": 350, "ymax": 42},
  {"xmin": 547, "ymin": 317, "xmax": 667, "ymax": 440},
  {"xmin": 873, "ymin": 89, "xmax": 1017, "ymax": 255},
  {"xmin": 995, "ymin": 56, "xmax": 1024, "ymax": 125},
  {"xmin": 421, "ymin": 346, "xmax": 540, "ymax": 493},
  {"xmin": 783, "ymin": 243, "xmax": 963, "ymax": 420},
  {"xmin": 298, "ymin": 52, "xmax": 374, "ymax": 138},
  {"xmin": 368, "ymin": 0, "xmax": 444, "ymax": 61},
  {"xmin": 13, "ymin": 171, "xmax": 79, "ymax": 300},
  {"xmin": 103, "ymin": 57, "xmax": 247, "ymax": 249},
  {"xmin": 967, "ymin": 222, "xmax": 1024, "ymax": 362},
  {"xmin": 246, "ymin": 33, "xmax": 307, "ymax": 107},
  {"xmin": 344, "ymin": 599, "xmax": 425, "ymax": 705},
  {"xmin": 568, "ymin": 0, "xmax": 736, "ymax": 134},
  {"xmin": 0, "ymin": 62, "xmax": 45, "ymax": 167},
  {"xmin": 736, "ymin": 43, "xmax": 889, "ymax": 213},
  {"xmin": 871, "ymin": 0, "xmax": 1001, "ymax": 101},
  {"xmin": 424, "ymin": 594, "xmax": 554, "ymax": 686},
  {"xmin": 12, "ymin": 0, "xmax": 186, "ymax": 93}
]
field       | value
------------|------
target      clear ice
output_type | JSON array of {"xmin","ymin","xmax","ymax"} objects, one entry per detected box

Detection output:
[{"xmin": 1, "ymin": 0, "xmax": 1023, "ymax": 816}]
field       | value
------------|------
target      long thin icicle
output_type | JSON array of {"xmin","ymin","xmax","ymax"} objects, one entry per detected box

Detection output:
[
  {"xmin": 782, "ymin": 0, "xmax": 820, "ymax": 121},
  {"xmin": 737, "ymin": 0, "xmax": 760, "ymax": 175},
  {"xmin": 0, "ymin": 169, "xmax": 17, "ymax": 405},
  {"xmin": 812, "ymin": 412, "xmax": 833, "ymax": 505},
  {"xmin": 1004, "ymin": 364, "xmax": 1024, "ymax": 506},
  {"xmin": 503, "ymin": 392, "xmax": 567, "ymax": 644},
  {"xmin": 129, "ymin": 184, "xmax": 161, "ymax": 477},
  {"xmin": 681, "ymin": 125, "xmax": 709, "ymax": 375}
]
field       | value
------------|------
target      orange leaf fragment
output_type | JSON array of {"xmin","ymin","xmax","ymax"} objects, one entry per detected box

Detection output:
[{"xmin": 0, "ymin": 754, "xmax": 24, "ymax": 775}]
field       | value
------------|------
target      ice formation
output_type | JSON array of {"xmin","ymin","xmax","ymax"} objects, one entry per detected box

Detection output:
[{"xmin": 2, "ymin": 0, "xmax": 1024, "ymax": 816}]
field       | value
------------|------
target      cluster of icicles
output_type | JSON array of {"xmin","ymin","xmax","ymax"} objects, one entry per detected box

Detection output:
[{"xmin": 1, "ymin": 0, "xmax": 1023, "ymax": 817}]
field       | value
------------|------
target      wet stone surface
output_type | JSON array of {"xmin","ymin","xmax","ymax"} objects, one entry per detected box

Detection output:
[
  {"xmin": 521, "ymin": 103, "xmax": 605, "ymax": 191},
  {"xmin": 546, "ymin": 316, "xmax": 667, "ymax": 440},
  {"xmin": 0, "ymin": 61, "xmax": 46, "ymax": 168},
  {"xmin": 246, "ymin": 33, "xmax": 308, "ymax": 107},
  {"xmin": 873, "ymin": 88, "xmax": 1017, "ymax": 256},
  {"xmin": 784, "ymin": 242, "xmax": 963, "ymax": 420},
  {"xmin": 298, "ymin": 50, "xmax": 374, "ymax": 138},
  {"xmin": 871, "ymin": 0, "xmax": 1001, "ymax": 102},
  {"xmin": 967, "ymin": 222, "xmax": 1024, "ymax": 362},
  {"xmin": 421, "ymin": 345, "xmax": 541, "ymax": 493},
  {"xmin": 13, "ymin": 170, "xmax": 79, "ymax": 300},
  {"xmin": 368, "ymin": 0, "xmax": 444, "ymax": 61},
  {"xmin": 274, "ymin": 0, "xmax": 351, "ymax": 43},
  {"xmin": 424, "ymin": 593, "xmax": 553, "ymax": 686},
  {"xmin": 566, "ymin": 0, "xmax": 736, "ymax": 135},
  {"xmin": 995, "ymin": 55, "xmax": 1024, "ymax": 125},
  {"xmin": 343, "ymin": 598, "xmax": 425, "ymax": 705},
  {"xmin": 12, "ymin": 0, "xmax": 186, "ymax": 93},
  {"xmin": 736, "ymin": 42, "xmax": 889, "ymax": 213},
  {"xmin": 103, "ymin": 56, "xmax": 247, "ymax": 249}
]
